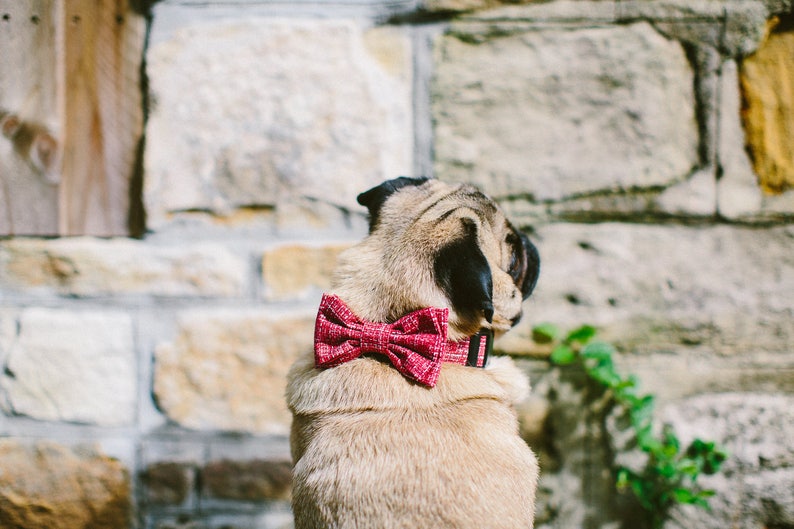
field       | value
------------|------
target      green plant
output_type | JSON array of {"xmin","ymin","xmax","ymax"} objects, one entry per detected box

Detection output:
[{"xmin": 533, "ymin": 323, "xmax": 728, "ymax": 529}]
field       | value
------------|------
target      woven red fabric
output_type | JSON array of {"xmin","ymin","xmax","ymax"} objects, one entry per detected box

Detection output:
[{"xmin": 314, "ymin": 294, "xmax": 486, "ymax": 387}]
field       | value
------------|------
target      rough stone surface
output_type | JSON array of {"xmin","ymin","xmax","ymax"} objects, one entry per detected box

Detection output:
[
  {"xmin": 425, "ymin": 0, "xmax": 537, "ymax": 12},
  {"xmin": 717, "ymin": 60, "xmax": 794, "ymax": 220},
  {"xmin": 621, "ymin": 0, "xmax": 771, "ymax": 56},
  {"xmin": 145, "ymin": 16, "xmax": 412, "ymax": 227},
  {"xmin": 433, "ymin": 21, "xmax": 698, "ymax": 201},
  {"xmin": 203, "ymin": 459, "xmax": 292, "ymax": 502},
  {"xmin": 0, "ymin": 439, "xmax": 131, "ymax": 529},
  {"xmin": 140, "ymin": 462, "xmax": 195, "ymax": 506},
  {"xmin": 499, "ymin": 223, "xmax": 794, "ymax": 357},
  {"xmin": 661, "ymin": 393, "xmax": 794, "ymax": 529},
  {"xmin": 0, "ymin": 308, "xmax": 136, "ymax": 426},
  {"xmin": 0, "ymin": 237, "xmax": 248, "ymax": 297},
  {"xmin": 262, "ymin": 243, "xmax": 350, "ymax": 301},
  {"xmin": 153, "ymin": 309, "xmax": 314, "ymax": 434},
  {"xmin": 740, "ymin": 16, "xmax": 794, "ymax": 195}
]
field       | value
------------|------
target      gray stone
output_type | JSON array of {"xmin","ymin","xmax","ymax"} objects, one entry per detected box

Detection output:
[
  {"xmin": 499, "ymin": 223, "xmax": 794, "ymax": 357},
  {"xmin": 145, "ymin": 14, "xmax": 413, "ymax": 228},
  {"xmin": 619, "ymin": 0, "xmax": 770, "ymax": 56},
  {"xmin": 0, "ymin": 309, "xmax": 137, "ymax": 426},
  {"xmin": 433, "ymin": 21, "xmax": 698, "ymax": 202},
  {"xmin": 661, "ymin": 393, "xmax": 794, "ymax": 529}
]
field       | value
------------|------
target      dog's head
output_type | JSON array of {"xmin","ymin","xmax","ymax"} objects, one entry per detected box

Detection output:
[{"xmin": 332, "ymin": 177, "xmax": 539, "ymax": 341}]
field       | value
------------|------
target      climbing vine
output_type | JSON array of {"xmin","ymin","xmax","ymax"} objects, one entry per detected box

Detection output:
[{"xmin": 533, "ymin": 323, "xmax": 728, "ymax": 529}]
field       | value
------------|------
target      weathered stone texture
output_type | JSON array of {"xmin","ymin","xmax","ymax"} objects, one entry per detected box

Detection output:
[
  {"xmin": 433, "ymin": 21, "xmax": 698, "ymax": 202},
  {"xmin": 145, "ymin": 16, "xmax": 412, "ymax": 227},
  {"xmin": 262, "ymin": 244, "xmax": 350, "ymax": 301},
  {"xmin": 203, "ymin": 459, "xmax": 292, "ymax": 502},
  {"xmin": 500, "ymin": 223, "xmax": 794, "ymax": 357},
  {"xmin": 717, "ymin": 59, "xmax": 794, "ymax": 220},
  {"xmin": 0, "ymin": 309, "xmax": 136, "ymax": 426},
  {"xmin": 153, "ymin": 310, "xmax": 314, "ymax": 434},
  {"xmin": 141, "ymin": 461, "xmax": 195, "ymax": 506},
  {"xmin": 0, "ymin": 237, "xmax": 247, "ymax": 297},
  {"xmin": 0, "ymin": 440, "xmax": 131, "ymax": 529},
  {"xmin": 662, "ymin": 393, "xmax": 794, "ymax": 529},
  {"xmin": 741, "ymin": 16, "xmax": 794, "ymax": 195}
]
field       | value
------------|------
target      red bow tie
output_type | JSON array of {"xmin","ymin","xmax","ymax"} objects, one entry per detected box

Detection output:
[{"xmin": 314, "ymin": 294, "xmax": 490, "ymax": 387}]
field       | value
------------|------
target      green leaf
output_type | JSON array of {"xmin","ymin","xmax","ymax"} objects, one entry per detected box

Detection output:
[
  {"xmin": 589, "ymin": 365, "xmax": 622, "ymax": 387},
  {"xmin": 581, "ymin": 340, "xmax": 616, "ymax": 362},
  {"xmin": 673, "ymin": 488, "xmax": 698, "ymax": 504},
  {"xmin": 550, "ymin": 344, "xmax": 577, "ymax": 365},
  {"xmin": 532, "ymin": 323, "xmax": 560, "ymax": 343},
  {"xmin": 565, "ymin": 324, "xmax": 597, "ymax": 344}
]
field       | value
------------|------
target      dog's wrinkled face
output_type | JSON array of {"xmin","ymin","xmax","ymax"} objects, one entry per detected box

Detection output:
[{"xmin": 332, "ymin": 177, "xmax": 539, "ymax": 341}]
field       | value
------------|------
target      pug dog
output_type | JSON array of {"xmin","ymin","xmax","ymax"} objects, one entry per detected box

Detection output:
[{"xmin": 286, "ymin": 177, "xmax": 540, "ymax": 529}]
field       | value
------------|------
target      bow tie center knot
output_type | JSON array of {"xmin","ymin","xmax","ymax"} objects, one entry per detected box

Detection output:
[{"xmin": 360, "ymin": 321, "xmax": 392, "ymax": 354}]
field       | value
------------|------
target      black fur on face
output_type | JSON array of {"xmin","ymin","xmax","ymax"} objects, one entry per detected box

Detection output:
[{"xmin": 433, "ymin": 217, "xmax": 495, "ymax": 325}]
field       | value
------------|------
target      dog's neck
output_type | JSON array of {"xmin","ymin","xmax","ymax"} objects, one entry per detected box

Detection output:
[{"xmin": 314, "ymin": 293, "xmax": 493, "ymax": 386}]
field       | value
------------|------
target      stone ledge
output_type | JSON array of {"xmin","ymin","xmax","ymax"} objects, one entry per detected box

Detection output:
[{"xmin": 0, "ymin": 237, "xmax": 248, "ymax": 298}]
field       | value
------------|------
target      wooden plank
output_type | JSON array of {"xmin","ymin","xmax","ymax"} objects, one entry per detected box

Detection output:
[
  {"xmin": 0, "ymin": 0, "xmax": 60, "ymax": 235},
  {"xmin": 59, "ymin": 0, "xmax": 145, "ymax": 235}
]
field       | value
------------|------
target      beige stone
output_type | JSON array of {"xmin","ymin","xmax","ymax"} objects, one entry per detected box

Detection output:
[
  {"xmin": 145, "ymin": 15, "xmax": 413, "ymax": 227},
  {"xmin": 0, "ymin": 237, "xmax": 247, "ymax": 297},
  {"xmin": 153, "ymin": 309, "xmax": 315, "ymax": 434},
  {"xmin": 262, "ymin": 243, "xmax": 350, "ymax": 301},
  {"xmin": 740, "ymin": 17, "xmax": 794, "ymax": 195},
  {"xmin": 0, "ymin": 440, "xmax": 131, "ymax": 529}
]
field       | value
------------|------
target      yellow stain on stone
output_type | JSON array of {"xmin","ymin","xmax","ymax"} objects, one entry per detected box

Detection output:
[{"xmin": 740, "ymin": 16, "xmax": 794, "ymax": 195}]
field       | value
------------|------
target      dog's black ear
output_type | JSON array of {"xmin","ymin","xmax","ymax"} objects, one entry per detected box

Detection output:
[
  {"xmin": 357, "ymin": 177, "xmax": 430, "ymax": 231},
  {"xmin": 519, "ymin": 231, "xmax": 540, "ymax": 299},
  {"xmin": 434, "ymin": 218, "xmax": 494, "ymax": 324},
  {"xmin": 507, "ymin": 228, "xmax": 540, "ymax": 300}
]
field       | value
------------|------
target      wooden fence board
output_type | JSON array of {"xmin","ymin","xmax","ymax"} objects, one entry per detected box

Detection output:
[
  {"xmin": 0, "ymin": 0, "xmax": 60, "ymax": 235},
  {"xmin": 0, "ymin": 0, "xmax": 145, "ymax": 236}
]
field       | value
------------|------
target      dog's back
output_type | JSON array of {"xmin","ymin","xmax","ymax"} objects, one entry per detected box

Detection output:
[{"xmin": 287, "ymin": 355, "xmax": 539, "ymax": 529}]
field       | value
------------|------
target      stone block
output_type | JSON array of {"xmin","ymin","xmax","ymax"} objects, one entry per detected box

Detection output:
[
  {"xmin": 498, "ymin": 223, "xmax": 794, "ymax": 358},
  {"xmin": 0, "ymin": 308, "xmax": 137, "ymax": 426},
  {"xmin": 661, "ymin": 393, "xmax": 794, "ymax": 529},
  {"xmin": 262, "ymin": 243, "xmax": 350, "ymax": 301},
  {"xmin": 0, "ymin": 237, "xmax": 248, "ymax": 297},
  {"xmin": 153, "ymin": 309, "xmax": 315, "ymax": 434},
  {"xmin": 202, "ymin": 458, "xmax": 292, "ymax": 502},
  {"xmin": 141, "ymin": 461, "xmax": 196, "ymax": 506},
  {"xmin": 433, "ymin": 21, "xmax": 698, "ymax": 203},
  {"xmin": 619, "ymin": 0, "xmax": 771, "ymax": 56},
  {"xmin": 145, "ymin": 13, "xmax": 413, "ymax": 228},
  {"xmin": 717, "ymin": 60, "xmax": 794, "ymax": 220},
  {"xmin": 0, "ymin": 439, "xmax": 131, "ymax": 529},
  {"xmin": 740, "ymin": 16, "xmax": 794, "ymax": 195}
]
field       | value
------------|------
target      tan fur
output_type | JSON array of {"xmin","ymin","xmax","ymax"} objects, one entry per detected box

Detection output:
[{"xmin": 286, "ymin": 179, "xmax": 539, "ymax": 528}]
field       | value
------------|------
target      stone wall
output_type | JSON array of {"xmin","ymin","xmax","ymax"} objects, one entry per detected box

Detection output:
[{"xmin": 1, "ymin": 1, "xmax": 793, "ymax": 528}]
